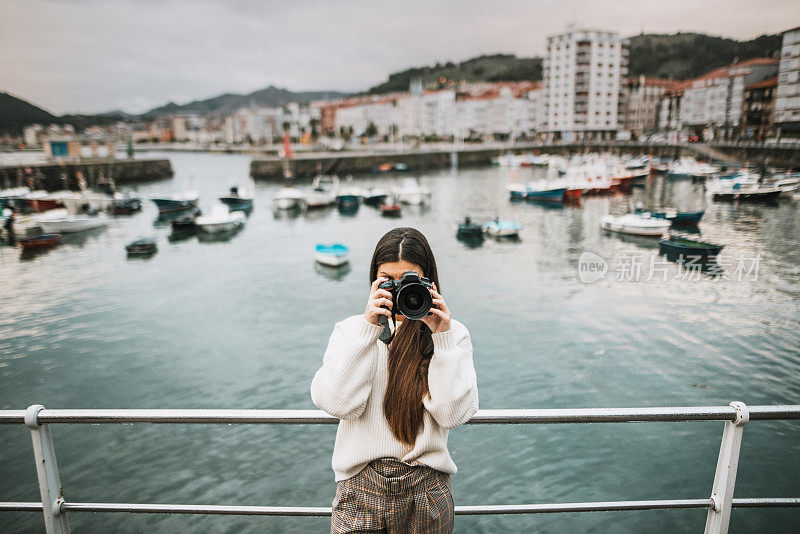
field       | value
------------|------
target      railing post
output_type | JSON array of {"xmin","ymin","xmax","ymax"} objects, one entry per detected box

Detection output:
[
  {"xmin": 25, "ymin": 405, "xmax": 70, "ymax": 534},
  {"xmin": 705, "ymin": 401, "xmax": 749, "ymax": 534}
]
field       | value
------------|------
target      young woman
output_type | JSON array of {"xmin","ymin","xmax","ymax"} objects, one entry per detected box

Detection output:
[{"xmin": 311, "ymin": 227, "xmax": 479, "ymax": 534}]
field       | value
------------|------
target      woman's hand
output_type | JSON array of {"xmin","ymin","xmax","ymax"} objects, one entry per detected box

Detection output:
[
  {"xmin": 364, "ymin": 276, "xmax": 394, "ymax": 325},
  {"xmin": 422, "ymin": 282, "xmax": 451, "ymax": 333}
]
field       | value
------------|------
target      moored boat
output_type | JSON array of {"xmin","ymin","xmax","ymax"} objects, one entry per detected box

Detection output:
[
  {"xmin": 380, "ymin": 197, "xmax": 402, "ymax": 217},
  {"xmin": 219, "ymin": 186, "xmax": 254, "ymax": 211},
  {"xmin": 195, "ymin": 205, "xmax": 246, "ymax": 233},
  {"xmin": 635, "ymin": 208, "xmax": 705, "ymax": 225},
  {"xmin": 394, "ymin": 178, "xmax": 431, "ymax": 205},
  {"xmin": 151, "ymin": 192, "xmax": 199, "ymax": 213},
  {"xmin": 483, "ymin": 218, "xmax": 521, "ymax": 238},
  {"xmin": 272, "ymin": 186, "xmax": 305, "ymax": 210},
  {"xmin": 362, "ymin": 186, "xmax": 390, "ymax": 207},
  {"xmin": 315, "ymin": 243, "xmax": 349, "ymax": 267},
  {"xmin": 659, "ymin": 234, "xmax": 724, "ymax": 261},
  {"xmin": 709, "ymin": 182, "xmax": 781, "ymax": 202},
  {"xmin": 600, "ymin": 213, "xmax": 670, "ymax": 237},
  {"xmin": 526, "ymin": 185, "xmax": 566, "ymax": 203},
  {"xmin": 456, "ymin": 217, "xmax": 483, "ymax": 239},
  {"xmin": 37, "ymin": 210, "xmax": 108, "ymax": 233},
  {"xmin": 126, "ymin": 237, "xmax": 158, "ymax": 256},
  {"xmin": 19, "ymin": 233, "xmax": 61, "ymax": 250},
  {"xmin": 303, "ymin": 175, "xmax": 338, "ymax": 209}
]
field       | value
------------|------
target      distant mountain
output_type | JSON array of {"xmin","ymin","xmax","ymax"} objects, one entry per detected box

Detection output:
[
  {"xmin": 366, "ymin": 33, "xmax": 782, "ymax": 94},
  {"xmin": 142, "ymin": 85, "xmax": 349, "ymax": 118},
  {"xmin": 0, "ymin": 86, "xmax": 349, "ymax": 135},
  {"xmin": 0, "ymin": 92, "xmax": 58, "ymax": 134}
]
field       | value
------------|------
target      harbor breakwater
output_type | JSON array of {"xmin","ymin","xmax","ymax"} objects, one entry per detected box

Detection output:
[
  {"xmin": 0, "ymin": 158, "xmax": 173, "ymax": 191},
  {"xmin": 250, "ymin": 142, "xmax": 800, "ymax": 181}
]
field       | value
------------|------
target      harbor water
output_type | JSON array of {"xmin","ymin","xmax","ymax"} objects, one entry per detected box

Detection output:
[{"xmin": 1, "ymin": 152, "xmax": 799, "ymax": 533}]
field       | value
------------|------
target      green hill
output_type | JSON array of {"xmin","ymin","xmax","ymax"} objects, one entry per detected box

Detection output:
[
  {"xmin": 142, "ymin": 85, "xmax": 349, "ymax": 118},
  {"xmin": 366, "ymin": 32, "xmax": 782, "ymax": 94},
  {"xmin": 627, "ymin": 32, "xmax": 782, "ymax": 80},
  {"xmin": 0, "ymin": 92, "xmax": 58, "ymax": 135},
  {"xmin": 367, "ymin": 54, "xmax": 542, "ymax": 94}
]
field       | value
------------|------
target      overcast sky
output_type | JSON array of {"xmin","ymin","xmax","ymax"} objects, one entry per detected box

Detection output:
[{"xmin": 1, "ymin": 0, "xmax": 797, "ymax": 115}]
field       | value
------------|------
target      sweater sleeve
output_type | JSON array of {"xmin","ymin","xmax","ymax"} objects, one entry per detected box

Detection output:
[
  {"xmin": 423, "ymin": 321, "xmax": 479, "ymax": 429},
  {"xmin": 310, "ymin": 315, "xmax": 382, "ymax": 420}
]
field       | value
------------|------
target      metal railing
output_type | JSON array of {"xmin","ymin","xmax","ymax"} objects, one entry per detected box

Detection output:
[{"xmin": 1, "ymin": 403, "xmax": 799, "ymax": 533}]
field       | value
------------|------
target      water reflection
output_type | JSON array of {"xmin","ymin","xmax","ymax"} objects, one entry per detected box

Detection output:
[{"xmin": 314, "ymin": 261, "xmax": 351, "ymax": 281}]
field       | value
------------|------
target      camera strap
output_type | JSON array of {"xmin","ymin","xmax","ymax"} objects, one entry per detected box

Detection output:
[{"xmin": 378, "ymin": 308, "xmax": 395, "ymax": 345}]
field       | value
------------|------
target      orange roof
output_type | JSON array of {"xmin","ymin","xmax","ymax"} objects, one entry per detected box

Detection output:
[{"xmin": 746, "ymin": 76, "xmax": 778, "ymax": 90}]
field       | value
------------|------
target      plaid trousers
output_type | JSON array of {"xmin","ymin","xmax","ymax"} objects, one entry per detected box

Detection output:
[{"xmin": 330, "ymin": 457, "xmax": 454, "ymax": 533}]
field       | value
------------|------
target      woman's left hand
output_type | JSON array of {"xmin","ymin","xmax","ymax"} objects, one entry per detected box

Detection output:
[{"xmin": 422, "ymin": 283, "xmax": 451, "ymax": 333}]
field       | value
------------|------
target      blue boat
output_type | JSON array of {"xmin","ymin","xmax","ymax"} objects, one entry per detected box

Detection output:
[
  {"xmin": 219, "ymin": 186, "xmax": 254, "ymax": 212},
  {"xmin": 635, "ymin": 208, "xmax": 704, "ymax": 225},
  {"xmin": 315, "ymin": 243, "xmax": 350, "ymax": 267},
  {"xmin": 151, "ymin": 192, "xmax": 199, "ymax": 213},
  {"xmin": 526, "ymin": 187, "xmax": 566, "ymax": 203},
  {"xmin": 659, "ymin": 234, "xmax": 723, "ymax": 262}
]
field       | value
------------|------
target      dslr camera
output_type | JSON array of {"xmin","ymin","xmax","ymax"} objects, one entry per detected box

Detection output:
[{"xmin": 379, "ymin": 271, "xmax": 433, "ymax": 320}]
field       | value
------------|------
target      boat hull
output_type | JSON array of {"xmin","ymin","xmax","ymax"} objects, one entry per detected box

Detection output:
[
  {"xmin": 19, "ymin": 233, "xmax": 61, "ymax": 249},
  {"xmin": 38, "ymin": 216, "xmax": 108, "ymax": 233},
  {"xmin": 650, "ymin": 211, "xmax": 705, "ymax": 224},
  {"xmin": 601, "ymin": 216, "xmax": 669, "ymax": 237},
  {"xmin": 526, "ymin": 188, "xmax": 566, "ymax": 202},
  {"xmin": 219, "ymin": 197, "xmax": 253, "ymax": 211},
  {"xmin": 712, "ymin": 190, "xmax": 781, "ymax": 202},
  {"xmin": 315, "ymin": 252, "xmax": 349, "ymax": 267},
  {"xmin": 659, "ymin": 239, "xmax": 723, "ymax": 261},
  {"xmin": 151, "ymin": 198, "xmax": 199, "ymax": 213}
]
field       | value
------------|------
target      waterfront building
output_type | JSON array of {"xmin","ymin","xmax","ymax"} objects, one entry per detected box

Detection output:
[
  {"xmin": 680, "ymin": 58, "xmax": 778, "ymax": 140},
  {"xmin": 543, "ymin": 27, "xmax": 629, "ymax": 142},
  {"xmin": 775, "ymin": 26, "xmax": 800, "ymax": 137},
  {"xmin": 621, "ymin": 76, "xmax": 677, "ymax": 139},
  {"xmin": 742, "ymin": 76, "xmax": 778, "ymax": 141},
  {"xmin": 335, "ymin": 96, "xmax": 401, "ymax": 139}
]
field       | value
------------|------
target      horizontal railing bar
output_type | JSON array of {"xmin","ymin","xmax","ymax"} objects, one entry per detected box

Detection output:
[
  {"xmin": 0, "ymin": 411, "xmax": 26, "ymax": 424},
  {"xmin": 732, "ymin": 498, "xmax": 800, "ymax": 508},
  {"xmin": 4, "ymin": 498, "xmax": 799, "ymax": 516},
  {"xmin": 1, "ymin": 406, "xmax": 798, "ymax": 426},
  {"xmin": 0, "ymin": 502, "xmax": 44, "ymax": 511}
]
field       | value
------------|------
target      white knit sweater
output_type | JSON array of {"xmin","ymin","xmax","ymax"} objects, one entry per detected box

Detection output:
[{"xmin": 310, "ymin": 314, "xmax": 479, "ymax": 481}]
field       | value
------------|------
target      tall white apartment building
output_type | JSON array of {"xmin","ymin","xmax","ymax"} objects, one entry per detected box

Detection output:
[
  {"xmin": 543, "ymin": 27, "xmax": 629, "ymax": 141},
  {"xmin": 775, "ymin": 26, "xmax": 800, "ymax": 136}
]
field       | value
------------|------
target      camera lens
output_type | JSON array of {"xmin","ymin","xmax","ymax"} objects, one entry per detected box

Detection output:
[{"xmin": 396, "ymin": 284, "xmax": 432, "ymax": 320}]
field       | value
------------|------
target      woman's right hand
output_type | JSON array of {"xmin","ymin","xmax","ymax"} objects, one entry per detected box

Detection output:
[{"xmin": 364, "ymin": 276, "xmax": 393, "ymax": 325}]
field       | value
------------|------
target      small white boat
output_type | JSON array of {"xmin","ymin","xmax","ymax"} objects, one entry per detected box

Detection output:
[
  {"xmin": 483, "ymin": 219, "xmax": 522, "ymax": 237},
  {"xmin": 48, "ymin": 190, "xmax": 115, "ymax": 214},
  {"xmin": 195, "ymin": 205, "xmax": 246, "ymax": 233},
  {"xmin": 394, "ymin": 178, "xmax": 431, "ymax": 205},
  {"xmin": 272, "ymin": 186, "xmax": 305, "ymax": 210},
  {"xmin": 315, "ymin": 243, "xmax": 349, "ymax": 267},
  {"xmin": 600, "ymin": 213, "xmax": 670, "ymax": 237},
  {"xmin": 304, "ymin": 175, "xmax": 338, "ymax": 209},
  {"xmin": 37, "ymin": 210, "xmax": 108, "ymax": 233}
]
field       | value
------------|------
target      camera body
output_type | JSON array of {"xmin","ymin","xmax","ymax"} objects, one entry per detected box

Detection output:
[{"xmin": 378, "ymin": 270, "xmax": 433, "ymax": 320}]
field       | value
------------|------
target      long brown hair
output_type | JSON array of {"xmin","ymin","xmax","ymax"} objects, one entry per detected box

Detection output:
[{"xmin": 369, "ymin": 227, "xmax": 440, "ymax": 447}]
